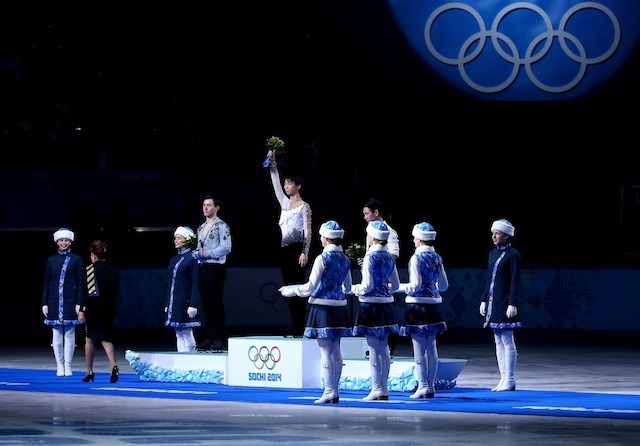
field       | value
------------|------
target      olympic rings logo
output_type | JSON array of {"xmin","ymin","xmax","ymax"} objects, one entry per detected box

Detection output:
[
  {"xmin": 424, "ymin": 2, "xmax": 620, "ymax": 93},
  {"xmin": 248, "ymin": 345, "xmax": 281, "ymax": 370}
]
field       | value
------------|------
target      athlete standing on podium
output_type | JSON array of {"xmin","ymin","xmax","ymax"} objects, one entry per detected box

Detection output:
[
  {"xmin": 194, "ymin": 194, "xmax": 232, "ymax": 352},
  {"xmin": 266, "ymin": 149, "xmax": 312, "ymax": 338}
]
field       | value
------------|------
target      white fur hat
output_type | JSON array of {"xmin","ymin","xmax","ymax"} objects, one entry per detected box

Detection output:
[
  {"xmin": 53, "ymin": 228, "xmax": 74, "ymax": 242},
  {"xmin": 491, "ymin": 219, "xmax": 515, "ymax": 237},
  {"xmin": 319, "ymin": 220, "xmax": 344, "ymax": 239},
  {"xmin": 174, "ymin": 226, "xmax": 195, "ymax": 239},
  {"xmin": 366, "ymin": 220, "xmax": 390, "ymax": 241},
  {"xmin": 412, "ymin": 222, "xmax": 437, "ymax": 241}
]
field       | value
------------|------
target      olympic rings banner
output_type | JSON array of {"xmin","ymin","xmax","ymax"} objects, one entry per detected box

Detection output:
[{"xmin": 387, "ymin": 0, "xmax": 640, "ymax": 100}]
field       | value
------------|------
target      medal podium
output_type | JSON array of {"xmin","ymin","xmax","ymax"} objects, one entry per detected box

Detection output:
[{"xmin": 125, "ymin": 336, "xmax": 467, "ymax": 391}]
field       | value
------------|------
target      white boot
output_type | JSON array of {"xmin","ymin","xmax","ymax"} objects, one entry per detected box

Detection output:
[
  {"xmin": 314, "ymin": 386, "xmax": 338, "ymax": 404},
  {"xmin": 410, "ymin": 382, "xmax": 429, "ymax": 399},
  {"xmin": 496, "ymin": 348, "xmax": 517, "ymax": 392},
  {"xmin": 63, "ymin": 328, "xmax": 76, "ymax": 377},
  {"xmin": 363, "ymin": 360, "xmax": 387, "ymax": 401},
  {"xmin": 315, "ymin": 362, "xmax": 338, "ymax": 404},
  {"xmin": 52, "ymin": 337, "xmax": 64, "ymax": 377},
  {"xmin": 184, "ymin": 330, "xmax": 196, "ymax": 352},
  {"xmin": 410, "ymin": 356, "xmax": 428, "ymax": 399},
  {"xmin": 176, "ymin": 332, "xmax": 185, "ymax": 352},
  {"xmin": 491, "ymin": 347, "xmax": 506, "ymax": 391},
  {"xmin": 363, "ymin": 384, "xmax": 386, "ymax": 401}
]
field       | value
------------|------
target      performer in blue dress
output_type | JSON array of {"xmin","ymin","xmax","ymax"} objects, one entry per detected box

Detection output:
[
  {"xmin": 165, "ymin": 226, "xmax": 201, "ymax": 352},
  {"xmin": 280, "ymin": 220, "xmax": 353, "ymax": 404},
  {"xmin": 399, "ymin": 222, "xmax": 449, "ymax": 398},
  {"xmin": 42, "ymin": 228, "xmax": 86, "ymax": 377},
  {"xmin": 351, "ymin": 220, "xmax": 400, "ymax": 401}
]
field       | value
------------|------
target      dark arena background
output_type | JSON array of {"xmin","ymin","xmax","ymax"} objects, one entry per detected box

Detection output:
[{"xmin": 1, "ymin": 0, "xmax": 639, "ymax": 346}]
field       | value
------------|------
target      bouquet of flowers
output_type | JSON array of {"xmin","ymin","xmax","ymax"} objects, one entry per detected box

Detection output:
[
  {"xmin": 345, "ymin": 242, "xmax": 366, "ymax": 261},
  {"xmin": 263, "ymin": 135, "xmax": 286, "ymax": 167},
  {"xmin": 183, "ymin": 234, "xmax": 199, "ymax": 251},
  {"xmin": 266, "ymin": 135, "xmax": 286, "ymax": 153}
]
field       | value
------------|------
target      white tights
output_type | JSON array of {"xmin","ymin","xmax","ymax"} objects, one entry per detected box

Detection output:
[
  {"xmin": 365, "ymin": 335, "xmax": 391, "ymax": 391},
  {"xmin": 52, "ymin": 325, "xmax": 76, "ymax": 351},
  {"xmin": 411, "ymin": 334, "xmax": 438, "ymax": 387},
  {"xmin": 493, "ymin": 328, "xmax": 518, "ymax": 390},
  {"xmin": 52, "ymin": 325, "xmax": 76, "ymax": 376},
  {"xmin": 175, "ymin": 328, "xmax": 196, "ymax": 352},
  {"xmin": 318, "ymin": 338, "xmax": 343, "ymax": 392}
]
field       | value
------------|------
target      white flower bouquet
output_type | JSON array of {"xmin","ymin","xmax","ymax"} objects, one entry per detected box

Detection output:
[
  {"xmin": 183, "ymin": 234, "xmax": 199, "ymax": 251},
  {"xmin": 345, "ymin": 242, "xmax": 366, "ymax": 261}
]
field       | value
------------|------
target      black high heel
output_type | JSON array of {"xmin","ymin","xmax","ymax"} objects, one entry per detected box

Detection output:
[
  {"xmin": 110, "ymin": 365, "xmax": 119, "ymax": 383},
  {"xmin": 82, "ymin": 372, "xmax": 95, "ymax": 383}
]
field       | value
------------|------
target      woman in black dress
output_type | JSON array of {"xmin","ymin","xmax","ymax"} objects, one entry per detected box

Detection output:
[{"xmin": 79, "ymin": 240, "xmax": 121, "ymax": 383}]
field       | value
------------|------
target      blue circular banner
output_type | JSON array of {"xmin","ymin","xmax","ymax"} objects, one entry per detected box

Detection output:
[{"xmin": 387, "ymin": 0, "xmax": 640, "ymax": 100}]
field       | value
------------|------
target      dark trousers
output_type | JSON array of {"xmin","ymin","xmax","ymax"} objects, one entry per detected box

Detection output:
[
  {"xmin": 279, "ymin": 243, "xmax": 308, "ymax": 332},
  {"xmin": 198, "ymin": 263, "xmax": 227, "ymax": 344},
  {"xmin": 388, "ymin": 294, "xmax": 405, "ymax": 354}
]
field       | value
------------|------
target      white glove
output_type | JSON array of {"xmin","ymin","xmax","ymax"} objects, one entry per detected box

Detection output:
[
  {"xmin": 42, "ymin": 305, "xmax": 48, "ymax": 317},
  {"xmin": 506, "ymin": 305, "xmax": 517, "ymax": 318},
  {"xmin": 187, "ymin": 306, "xmax": 197, "ymax": 318},
  {"xmin": 75, "ymin": 305, "xmax": 80, "ymax": 314},
  {"xmin": 279, "ymin": 285, "xmax": 298, "ymax": 298},
  {"xmin": 164, "ymin": 307, "xmax": 168, "ymax": 313},
  {"xmin": 479, "ymin": 302, "xmax": 486, "ymax": 316}
]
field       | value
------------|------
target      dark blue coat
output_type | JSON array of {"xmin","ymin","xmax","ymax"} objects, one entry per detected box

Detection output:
[
  {"xmin": 164, "ymin": 250, "xmax": 201, "ymax": 328},
  {"xmin": 41, "ymin": 250, "xmax": 86, "ymax": 326},
  {"xmin": 480, "ymin": 244, "xmax": 521, "ymax": 328}
]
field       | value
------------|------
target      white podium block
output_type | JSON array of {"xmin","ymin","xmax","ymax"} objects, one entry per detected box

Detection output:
[
  {"xmin": 125, "ymin": 337, "xmax": 467, "ymax": 391},
  {"xmin": 125, "ymin": 350, "xmax": 227, "ymax": 384},
  {"xmin": 227, "ymin": 336, "xmax": 320, "ymax": 389},
  {"xmin": 340, "ymin": 337, "xmax": 369, "ymax": 359}
]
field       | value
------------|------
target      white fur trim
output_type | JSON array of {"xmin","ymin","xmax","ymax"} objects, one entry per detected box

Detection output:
[
  {"xmin": 412, "ymin": 224, "xmax": 436, "ymax": 241},
  {"xmin": 319, "ymin": 225, "xmax": 344, "ymax": 239},
  {"xmin": 174, "ymin": 226, "xmax": 194, "ymax": 239},
  {"xmin": 491, "ymin": 220, "xmax": 515, "ymax": 237},
  {"xmin": 366, "ymin": 221, "xmax": 390, "ymax": 240},
  {"xmin": 53, "ymin": 229, "xmax": 74, "ymax": 242}
]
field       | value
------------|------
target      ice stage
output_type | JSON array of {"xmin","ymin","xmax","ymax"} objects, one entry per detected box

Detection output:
[{"xmin": 125, "ymin": 336, "xmax": 467, "ymax": 392}]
